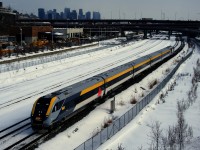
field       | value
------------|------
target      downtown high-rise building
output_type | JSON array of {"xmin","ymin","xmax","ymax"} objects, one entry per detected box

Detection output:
[
  {"xmin": 64, "ymin": 8, "xmax": 70, "ymax": 19},
  {"xmin": 93, "ymin": 11, "xmax": 101, "ymax": 20},
  {"xmin": 85, "ymin": 11, "xmax": 91, "ymax": 20},
  {"xmin": 38, "ymin": 8, "xmax": 45, "ymax": 19},
  {"xmin": 78, "ymin": 9, "xmax": 85, "ymax": 20},
  {"xmin": 37, "ymin": 7, "xmax": 101, "ymax": 20},
  {"xmin": 71, "ymin": 10, "xmax": 77, "ymax": 20}
]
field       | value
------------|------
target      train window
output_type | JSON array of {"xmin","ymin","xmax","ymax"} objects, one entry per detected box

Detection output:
[
  {"xmin": 34, "ymin": 98, "xmax": 51, "ymax": 115},
  {"xmin": 52, "ymin": 100, "xmax": 64, "ymax": 112},
  {"xmin": 65, "ymin": 101, "xmax": 74, "ymax": 111}
]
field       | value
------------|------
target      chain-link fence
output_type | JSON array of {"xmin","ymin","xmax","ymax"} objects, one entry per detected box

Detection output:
[
  {"xmin": 74, "ymin": 49, "xmax": 193, "ymax": 150},
  {"xmin": 0, "ymin": 44, "xmax": 114, "ymax": 73}
]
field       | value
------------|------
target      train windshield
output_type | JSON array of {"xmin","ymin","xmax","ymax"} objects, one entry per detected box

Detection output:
[{"xmin": 34, "ymin": 98, "xmax": 51, "ymax": 118}]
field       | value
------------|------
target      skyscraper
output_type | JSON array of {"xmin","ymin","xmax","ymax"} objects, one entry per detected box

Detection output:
[
  {"xmin": 78, "ymin": 9, "xmax": 84, "ymax": 20},
  {"xmin": 37, "ymin": 7, "xmax": 101, "ymax": 20},
  {"xmin": 38, "ymin": 8, "xmax": 45, "ymax": 19},
  {"xmin": 86, "ymin": 11, "xmax": 91, "ymax": 20},
  {"xmin": 71, "ymin": 10, "xmax": 77, "ymax": 20},
  {"xmin": 64, "ymin": 8, "xmax": 70, "ymax": 19},
  {"xmin": 93, "ymin": 11, "xmax": 101, "ymax": 20}
]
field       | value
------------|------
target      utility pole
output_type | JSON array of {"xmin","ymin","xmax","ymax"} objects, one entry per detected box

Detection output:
[{"xmin": 20, "ymin": 28, "xmax": 22, "ymax": 46}]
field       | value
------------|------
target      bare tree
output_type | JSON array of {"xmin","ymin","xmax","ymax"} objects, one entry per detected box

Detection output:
[
  {"xmin": 161, "ymin": 135, "xmax": 168, "ymax": 150},
  {"xmin": 117, "ymin": 143, "xmax": 125, "ymax": 150},
  {"xmin": 167, "ymin": 126, "xmax": 177, "ymax": 150},
  {"xmin": 138, "ymin": 145, "xmax": 143, "ymax": 150},
  {"xmin": 176, "ymin": 101, "xmax": 188, "ymax": 150},
  {"xmin": 148, "ymin": 121, "xmax": 163, "ymax": 150}
]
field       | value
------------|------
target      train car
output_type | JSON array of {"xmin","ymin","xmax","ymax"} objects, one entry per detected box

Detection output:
[
  {"xmin": 31, "ymin": 76, "xmax": 105, "ymax": 129},
  {"xmin": 149, "ymin": 46, "xmax": 172, "ymax": 67},
  {"xmin": 31, "ymin": 46, "xmax": 174, "ymax": 130}
]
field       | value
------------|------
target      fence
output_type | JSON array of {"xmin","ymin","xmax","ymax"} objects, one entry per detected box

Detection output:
[
  {"xmin": 0, "ymin": 44, "xmax": 113, "ymax": 73},
  {"xmin": 75, "ymin": 49, "xmax": 193, "ymax": 150}
]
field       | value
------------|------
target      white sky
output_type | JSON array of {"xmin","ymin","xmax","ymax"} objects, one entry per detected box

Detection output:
[{"xmin": 2, "ymin": 0, "xmax": 200, "ymax": 20}]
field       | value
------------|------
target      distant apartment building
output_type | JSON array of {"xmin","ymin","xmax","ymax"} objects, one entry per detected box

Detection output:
[
  {"xmin": 38, "ymin": 8, "xmax": 45, "ymax": 19},
  {"xmin": 78, "ymin": 9, "xmax": 85, "ymax": 20},
  {"xmin": 85, "ymin": 11, "xmax": 91, "ymax": 20},
  {"xmin": 71, "ymin": 10, "xmax": 77, "ymax": 20},
  {"xmin": 0, "ymin": 2, "xmax": 16, "ymax": 35},
  {"xmin": 37, "ymin": 7, "xmax": 101, "ymax": 20},
  {"xmin": 64, "ymin": 8, "xmax": 70, "ymax": 19},
  {"xmin": 93, "ymin": 11, "xmax": 101, "ymax": 20}
]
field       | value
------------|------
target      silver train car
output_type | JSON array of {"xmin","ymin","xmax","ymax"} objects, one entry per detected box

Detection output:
[{"xmin": 31, "ymin": 45, "xmax": 176, "ymax": 130}]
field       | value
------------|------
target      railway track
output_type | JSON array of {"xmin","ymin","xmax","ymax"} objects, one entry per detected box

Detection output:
[
  {"xmin": 0, "ymin": 39, "xmax": 180, "ymax": 149},
  {"xmin": 0, "ymin": 39, "xmax": 165, "ymax": 110},
  {"xmin": 4, "ymin": 40, "xmax": 184, "ymax": 150},
  {"xmin": 0, "ymin": 117, "xmax": 33, "ymax": 149}
]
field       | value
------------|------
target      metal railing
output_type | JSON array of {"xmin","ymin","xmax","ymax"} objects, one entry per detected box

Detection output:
[
  {"xmin": 0, "ymin": 44, "xmax": 114, "ymax": 73},
  {"xmin": 74, "ymin": 48, "xmax": 193, "ymax": 150}
]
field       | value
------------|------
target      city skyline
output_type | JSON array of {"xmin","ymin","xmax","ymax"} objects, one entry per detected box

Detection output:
[
  {"xmin": 1, "ymin": 0, "xmax": 200, "ymax": 20},
  {"xmin": 38, "ymin": 7, "xmax": 101, "ymax": 20}
]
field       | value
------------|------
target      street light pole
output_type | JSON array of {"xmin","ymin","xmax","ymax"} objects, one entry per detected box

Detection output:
[
  {"xmin": 52, "ymin": 27, "xmax": 53, "ymax": 44},
  {"xmin": 20, "ymin": 28, "xmax": 22, "ymax": 46}
]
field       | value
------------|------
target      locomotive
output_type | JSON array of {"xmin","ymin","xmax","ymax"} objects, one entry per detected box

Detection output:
[{"xmin": 31, "ymin": 43, "xmax": 183, "ymax": 130}]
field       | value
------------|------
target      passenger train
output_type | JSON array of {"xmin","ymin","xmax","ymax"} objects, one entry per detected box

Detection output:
[{"xmin": 31, "ymin": 40, "xmax": 184, "ymax": 130}]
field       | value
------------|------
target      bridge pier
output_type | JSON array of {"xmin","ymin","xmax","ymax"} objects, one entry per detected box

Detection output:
[
  {"xmin": 120, "ymin": 29, "xmax": 125, "ymax": 37},
  {"xmin": 149, "ymin": 30, "xmax": 152, "ymax": 38},
  {"xmin": 168, "ymin": 30, "xmax": 172, "ymax": 39},
  {"xmin": 143, "ymin": 30, "xmax": 147, "ymax": 39}
]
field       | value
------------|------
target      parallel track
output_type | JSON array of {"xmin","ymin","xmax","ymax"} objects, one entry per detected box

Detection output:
[
  {"xmin": 0, "ymin": 40, "xmax": 164, "ymax": 110},
  {"xmin": 0, "ymin": 39, "xmax": 179, "ymax": 149}
]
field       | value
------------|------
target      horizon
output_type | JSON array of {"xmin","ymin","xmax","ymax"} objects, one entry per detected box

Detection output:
[{"xmin": 1, "ymin": 0, "xmax": 200, "ymax": 20}]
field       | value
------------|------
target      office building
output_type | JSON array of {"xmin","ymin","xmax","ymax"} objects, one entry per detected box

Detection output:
[
  {"xmin": 85, "ymin": 11, "xmax": 91, "ymax": 20},
  {"xmin": 93, "ymin": 11, "xmax": 101, "ymax": 20},
  {"xmin": 38, "ymin": 8, "xmax": 45, "ymax": 19}
]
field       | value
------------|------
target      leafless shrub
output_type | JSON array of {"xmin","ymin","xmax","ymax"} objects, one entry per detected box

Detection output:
[
  {"xmin": 175, "ymin": 100, "xmax": 191, "ymax": 150},
  {"xmin": 140, "ymin": 92, "xmax": 144, "ymax": 97},
  {"xmin": 146, "ymin": 99, "xmax": 194, "ymax": 150},
  {"xmin": 67, "ymin": 133, "xmax": 71, "ymax": 138},
  {"xmin": 156, "ymin": 100, "xmax": 160, "ymax": 105},
  {"xmin": 92, "ymin": 127, "xmax": 100, "ymax": 136},
  {"xmin": 102, "ymin": 117, "xmax": 113, "ymax": 128},
  {"xmin": 188, "ymin": 63, "xmax": 199, "ymax": 105},
  {"xmin": 118, "ymin": 100, "xmax": 125, "ymax": 106},
  {"xmin": 138, "ymin": 146, "xmax": 143, "ymax": 150},
  {"xmin": 192, "ymin": 59, "xmax": 200, "ymax": 85},
  {"xmin": 167, "ymin": 126, "xmax": 177, "ymax": 150},
  {"xmin": 159, "ymin": 93, "xmax": 164, "ymax": 100},
  {"xmin": 130, "ymin": 96, "xmax": 137, "ymax": 104},
  {"xmin": 149, "ymin": 79, "xmax": 158, "ymax": 89},
  {"xmin": 173, "ymin": 58, "xmax": 180, "ymax": 64},
  {"xmin": 117, "ymin": 143, "xmax": 125, "ymax": 150},
  {"xmin": 168, "ymin": 83, "xmax": 174, "ymax": 91},
  {"xmin": 148, "ymin": 121, "xmax": 163, "ymax": 150},
  {"xmin": 177, "ymin": 100, "xmax": 188, "ymax": 112},
  {"xmin": 135, "ymin": 88, "xmax": 138, "ymax": 93},
  {"xmin": 161, "ymin": 135, "xmax": 168, "ymax": 150},
  {"xmin": 161, "ymin": 98, "xmax": 166, "ymax": 104},
  {"xmin": 165, "ymin": 68, "xmax": 170, "ymax": 74}
]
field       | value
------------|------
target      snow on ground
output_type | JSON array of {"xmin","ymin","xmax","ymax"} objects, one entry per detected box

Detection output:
[
  {"xmin": 35, "ymin": 40, "xmax": 199, "ymax": 150},
  {"xmin": 0, "ymin": 39, "xmax": 172, "ymax": 86},
  {"xmin": 0, "ymin": 38, "xmax": 172, "ymax": 129},
  {"xmin": 0, "ymin": 42, "xmax": 99, "ymax": 63},
  {"xmin": 97, "ymin": 47, "xmax": 200, "ymax": 150},
  {"xmin": 0, "ymin": 35, "xmax": 190, "ymax": 150}
]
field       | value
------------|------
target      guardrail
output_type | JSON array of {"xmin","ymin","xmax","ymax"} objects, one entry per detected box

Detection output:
[
  {"xmin": 74, "ymin": 47, "xmax": 193, "ymax": 150},
  {"xmin": 0, "ymin": 43, "xmax": 114, "ymax": 73}
]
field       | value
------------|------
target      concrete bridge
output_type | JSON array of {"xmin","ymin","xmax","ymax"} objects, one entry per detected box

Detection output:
[{"xmin": 16, "ymin": 19, "xmax": 200, "ymax": 38}]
